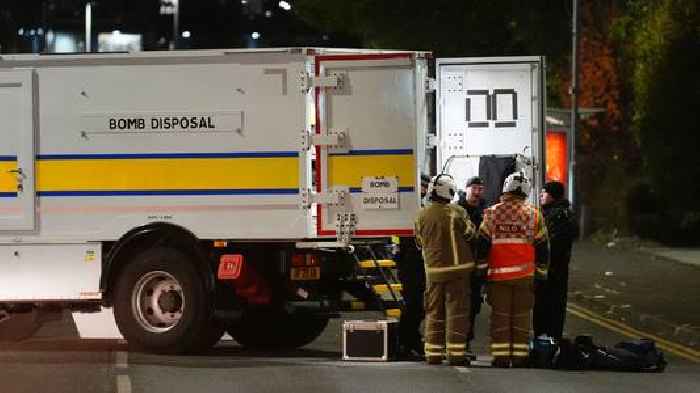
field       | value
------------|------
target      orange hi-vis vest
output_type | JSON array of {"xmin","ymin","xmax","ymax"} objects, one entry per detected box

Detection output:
[{"xmin": 482, "ymin": 198, "xmax": 540, "ymax": 281}]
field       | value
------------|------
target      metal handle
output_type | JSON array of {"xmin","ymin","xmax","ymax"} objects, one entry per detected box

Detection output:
[{"xmin": 7, "ymin": 168, "xmax": 24, "ymax": 193}]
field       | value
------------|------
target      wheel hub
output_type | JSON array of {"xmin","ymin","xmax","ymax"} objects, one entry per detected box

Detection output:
[{"xmin": 132, "ymin": 271, "xmax": 185, "ymax": 333}]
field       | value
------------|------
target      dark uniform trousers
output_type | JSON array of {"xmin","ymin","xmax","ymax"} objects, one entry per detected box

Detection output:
[
  {"xmin": 487, "ymin": 278, "xmax": 533, "ymax": 362},
  {"xmin": 468, "ymin": 275, "xmax": 484, "ymax": 342},
  {"xmin": 533, "ymin": 265, "xmax": 569, "ymax": 340},
  {"xmin": 397, "ymin": 240, "xmax": 426, "ymax": 352},
  {"xmin": 424, "ymin": 277, "xmax": 470, "ymax": 363}
]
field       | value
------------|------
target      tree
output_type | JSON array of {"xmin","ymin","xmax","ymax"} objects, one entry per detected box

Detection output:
[
  {"xmin": 556, "ymin": 1, "xmax": 636, "ymax": 233},
  {"xmin": 615, "ymin": 0, "xmax": 700, "ymax": 244},
  {"xmin": 296, "ymin": 0, "xmax": 571, "ymax": 58}
]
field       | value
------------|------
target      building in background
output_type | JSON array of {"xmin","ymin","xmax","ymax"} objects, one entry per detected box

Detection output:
[{"xmin": 0, "ymin": 0, "xmax": 354, "ymax": 54}]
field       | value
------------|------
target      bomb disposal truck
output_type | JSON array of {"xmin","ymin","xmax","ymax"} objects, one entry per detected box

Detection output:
[{"xmin": 0, "ymin": 48, "xmax": 545, "ymax": 353}]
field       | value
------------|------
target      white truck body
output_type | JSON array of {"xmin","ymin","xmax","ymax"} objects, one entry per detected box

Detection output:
[
  {"xmin": 0, "ymin": 48, "xmax": 545, "ymax": 350},
  {"xmin": 0, "ymin": 49, "xmax": 426, "ymax": 301}
]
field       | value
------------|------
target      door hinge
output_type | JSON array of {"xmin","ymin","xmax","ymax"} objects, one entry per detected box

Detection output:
[
  {"xmin": 426, "ymin": 134, "xmax": 438, "ymax": 148},
  {"xmin": 300, "ymin": 187, "xmax": 351, "ymax": 210},
  {"xmin": 425, "ymin": 77, "xmax": 436, "ymax": 92},
  {"xmin": 299, "ymin": 72, "xmax": 344, "ymax": 93},
  {"xmin": 301, "ymin": 129, "xmax": 349, "ymax": 153}
]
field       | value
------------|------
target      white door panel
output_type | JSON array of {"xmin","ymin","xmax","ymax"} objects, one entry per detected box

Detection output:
[
  {"xmin": 315, "ymin": 54, "xmax": 422, "ymax": 237},
  {"xmin": 437, "ymin": 58, "xmax": 545, "ymax": 205},
  {"xmin": 0, "ymin": 70, "xmax": 36, "ymax": 231}
]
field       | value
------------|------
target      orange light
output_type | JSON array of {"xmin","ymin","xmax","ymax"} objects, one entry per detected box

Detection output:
[
  {"xmin": 546, "ymin": 131, "xmax": 568, "ymax": 187},
  {"xmin": 213, "ymin": 240, "xmax": 228, "ymax": 248}
]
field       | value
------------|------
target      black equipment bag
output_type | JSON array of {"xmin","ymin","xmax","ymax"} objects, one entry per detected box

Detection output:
[
  {"xmin": 554, "ymin": 336, "xmax": 667, "ymax": 372},
  {"xmin": 553, "ymin": 336, "xmax": 593, "ymax": 370}
]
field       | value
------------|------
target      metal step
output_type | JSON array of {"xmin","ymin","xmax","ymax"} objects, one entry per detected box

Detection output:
[
  {"xmin": 357, "ymin": 259, "xmax": 396, "ymax": 269},
  {"xmin": 338, "ymin": 300, "xmax": 402, "ymax": 312},
  {"xmin": 372, "ymin": 283, "xmax": 403, "ymax": 295}
]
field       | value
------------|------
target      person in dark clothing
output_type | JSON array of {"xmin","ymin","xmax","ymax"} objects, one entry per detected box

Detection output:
[
  {"xmin": 533, "ymin": 181, "xmax": 579, "ymax": 340},
  {"xmin": 457, "ymin": 176, "xmax": 488, "ymax": 355},
  {"xmin": 457, "ymin": 176, "xmax": 488, "ymax": 228},
  {"xmin": 396, "ymin": 174, "xmax": 431, "ymax": 359}
]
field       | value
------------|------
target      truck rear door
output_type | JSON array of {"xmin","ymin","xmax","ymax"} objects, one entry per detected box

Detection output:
[
  {"xmin": 313, "ymin": 53, "xmax": 426, "ymax": 238},
  {"xmin": 435, "ymin": 57, "xmax": 545, "ymax": 205},
  {"xmin": 0, "ymin": 70, "xmax": 36, "ymax": 231}
]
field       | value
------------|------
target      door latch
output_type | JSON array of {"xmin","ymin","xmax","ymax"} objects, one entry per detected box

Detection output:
[{"xmin": 7, "ymin": 168, "xmax": 24, "ymax": 193}]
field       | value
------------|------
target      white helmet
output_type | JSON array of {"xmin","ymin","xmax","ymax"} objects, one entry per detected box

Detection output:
[
  {"xmin": 427, "ymin": 174, "xmax": 457, "ymax": 202},
  {"xmin": 502, "ymin": 172, "xmax": 531, "ymax": 197}
]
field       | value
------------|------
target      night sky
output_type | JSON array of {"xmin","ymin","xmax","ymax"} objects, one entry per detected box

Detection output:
[{"xmin": 0, "ymin": 0, "xmax": 356, "ymax": 53}]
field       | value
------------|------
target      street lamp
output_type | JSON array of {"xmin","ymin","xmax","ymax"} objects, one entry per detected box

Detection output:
[
  {"xmin": 160, "ymin": 0, "xmax": 180, "ymax": 49},
  {"xmin": 85, "ymin": 2, "xmax": 92, "ymax": 52},
  {"xmin": 569, "ymin": 0, "xmax": 579, "ymax": 207},
  {"xmin": 172, "ymin": 0, "xmax": 179, "ymax": 50}
]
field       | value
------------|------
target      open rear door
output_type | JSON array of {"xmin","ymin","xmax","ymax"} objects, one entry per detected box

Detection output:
[
  {"xmin": 314, "ymin": 53, "xmax": 425, "ymax": 237},
  {"xmin": 0, "ymin": 70, "xmax": 36, "ymax": 231},
  {"xmin": 436, "ymin": 57, "xmax": 545, "ymax": 205}
]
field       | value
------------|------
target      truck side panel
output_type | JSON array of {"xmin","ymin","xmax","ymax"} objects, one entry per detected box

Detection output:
[
  {"xmin": 0, "ymin": 243, "xmax": 101, "ymax": 301},
  {"xmin": 0, "ymin": 53, "xmax": 311, "ymax": 243}
]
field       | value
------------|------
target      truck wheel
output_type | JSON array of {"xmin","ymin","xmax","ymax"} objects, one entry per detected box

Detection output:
[
  {"xmin": 228, "ymin": 311, "xmax": 329, "ymax": 349},
  {"xmin": 113, "ymin": 247, "xmax": 214, "ymax": 354}
]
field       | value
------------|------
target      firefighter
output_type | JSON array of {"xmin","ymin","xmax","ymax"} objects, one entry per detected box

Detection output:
[
  {"xmin": 415, "ymin": 174, "xmax": 475, "ymax": 366},
  {"xmin": 533, "ymin": 181, "xmax": 578, "ymax": 340},
  {"xmin": 476, "ymin": 172, "xmax": 549, "ymax": 368},
  {"xmin": 396, "ymin": 174, "xmax": 431, "ymax": 360},
  {"xmin": 457, "ymin": 176, "xmax": 488, "ymax": 356}
]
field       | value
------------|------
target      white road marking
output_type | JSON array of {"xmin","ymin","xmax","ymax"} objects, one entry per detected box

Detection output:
[
  {"xmin": 114, "ymin": 349, "xmax": 131, "ymax": 393},
  {"xmin": 455, "ymin": 366, "xmax": 471, "ymax": 373},
  {"xmin": 116, "ymin": 374, "xmax": 132, "ymax": 393},
  {"xmin": 115, "ymin": 351, "xmax": 129, "ymax": 369}
]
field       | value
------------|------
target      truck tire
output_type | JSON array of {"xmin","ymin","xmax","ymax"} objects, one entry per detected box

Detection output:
[
  {"xmin": 228, "ymin": 311, "xmax": 329, "ymax": 349},
  {"xmin": 113, "ymin": 247, "xmax": 214, "ymax": 354}
]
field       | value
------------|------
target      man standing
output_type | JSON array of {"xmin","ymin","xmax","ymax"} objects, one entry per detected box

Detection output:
[
  {"xmin": 457, "ymin": 177, "xmax": 488, "ymax": 353},
  {"xmin": 476, "ymin": 172, "xmax": 549, "ymax": 368},
  {"xmin": 415, "ymin": 174, "xmax": 475, "ymax": 366},
  {"xmin": 396, "ymin": 174, "xmax": 431, "ymax": 359},
  {"xmin": 458, "ymin": 176, "xmax": 487, "ymax": 227},
  {"xmin": 533, "ymin": 181, "xmax": 578, "ymax": 340}
]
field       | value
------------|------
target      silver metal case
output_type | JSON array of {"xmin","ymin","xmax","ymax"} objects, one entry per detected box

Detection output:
[{"xmin": 342, "ymin": 319, "xmax": 399, "ymax": 361}]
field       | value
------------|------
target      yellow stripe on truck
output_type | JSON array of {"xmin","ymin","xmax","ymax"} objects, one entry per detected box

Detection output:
[
  {"xmin": 0, "ymin": 162, "xmax": 17, "ymax": 192},
  {"xmin": 328, "ymin": 154, "xmax": 414, "ymax": 188},
  {"xmin": 36, "ymin": 157, "xmax": 298, "ymax": 191}
]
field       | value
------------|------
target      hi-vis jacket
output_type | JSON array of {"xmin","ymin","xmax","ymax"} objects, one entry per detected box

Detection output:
[
  {"xmin": 478, "ymin": 195, "xmax": 549, "ymax": 281},
  {"xmin": 415, "ymin": 202, "xmax": 476, "ymax": 282}
]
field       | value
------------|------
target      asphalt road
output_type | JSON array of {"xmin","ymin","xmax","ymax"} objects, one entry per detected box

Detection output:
[
  {"xmin": 1, "ymin": 305, "xmax": 698, "ymax": 393},
  {"xmin": 1, "ymin": 241, "xmax": 698, "ymax": 393},
  {"xmin": 569, "ymin": 241, "xmax": 700, "ymax": 349}
]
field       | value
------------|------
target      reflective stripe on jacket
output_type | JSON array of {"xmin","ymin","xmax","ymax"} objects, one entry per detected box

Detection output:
[
  {"xmin": 480, "ymin": 195, "xmax": 547, "ymax": 281},
  {"xmin": 415, "ymin": 202, "xmax": 475, "ymax": 282}
]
